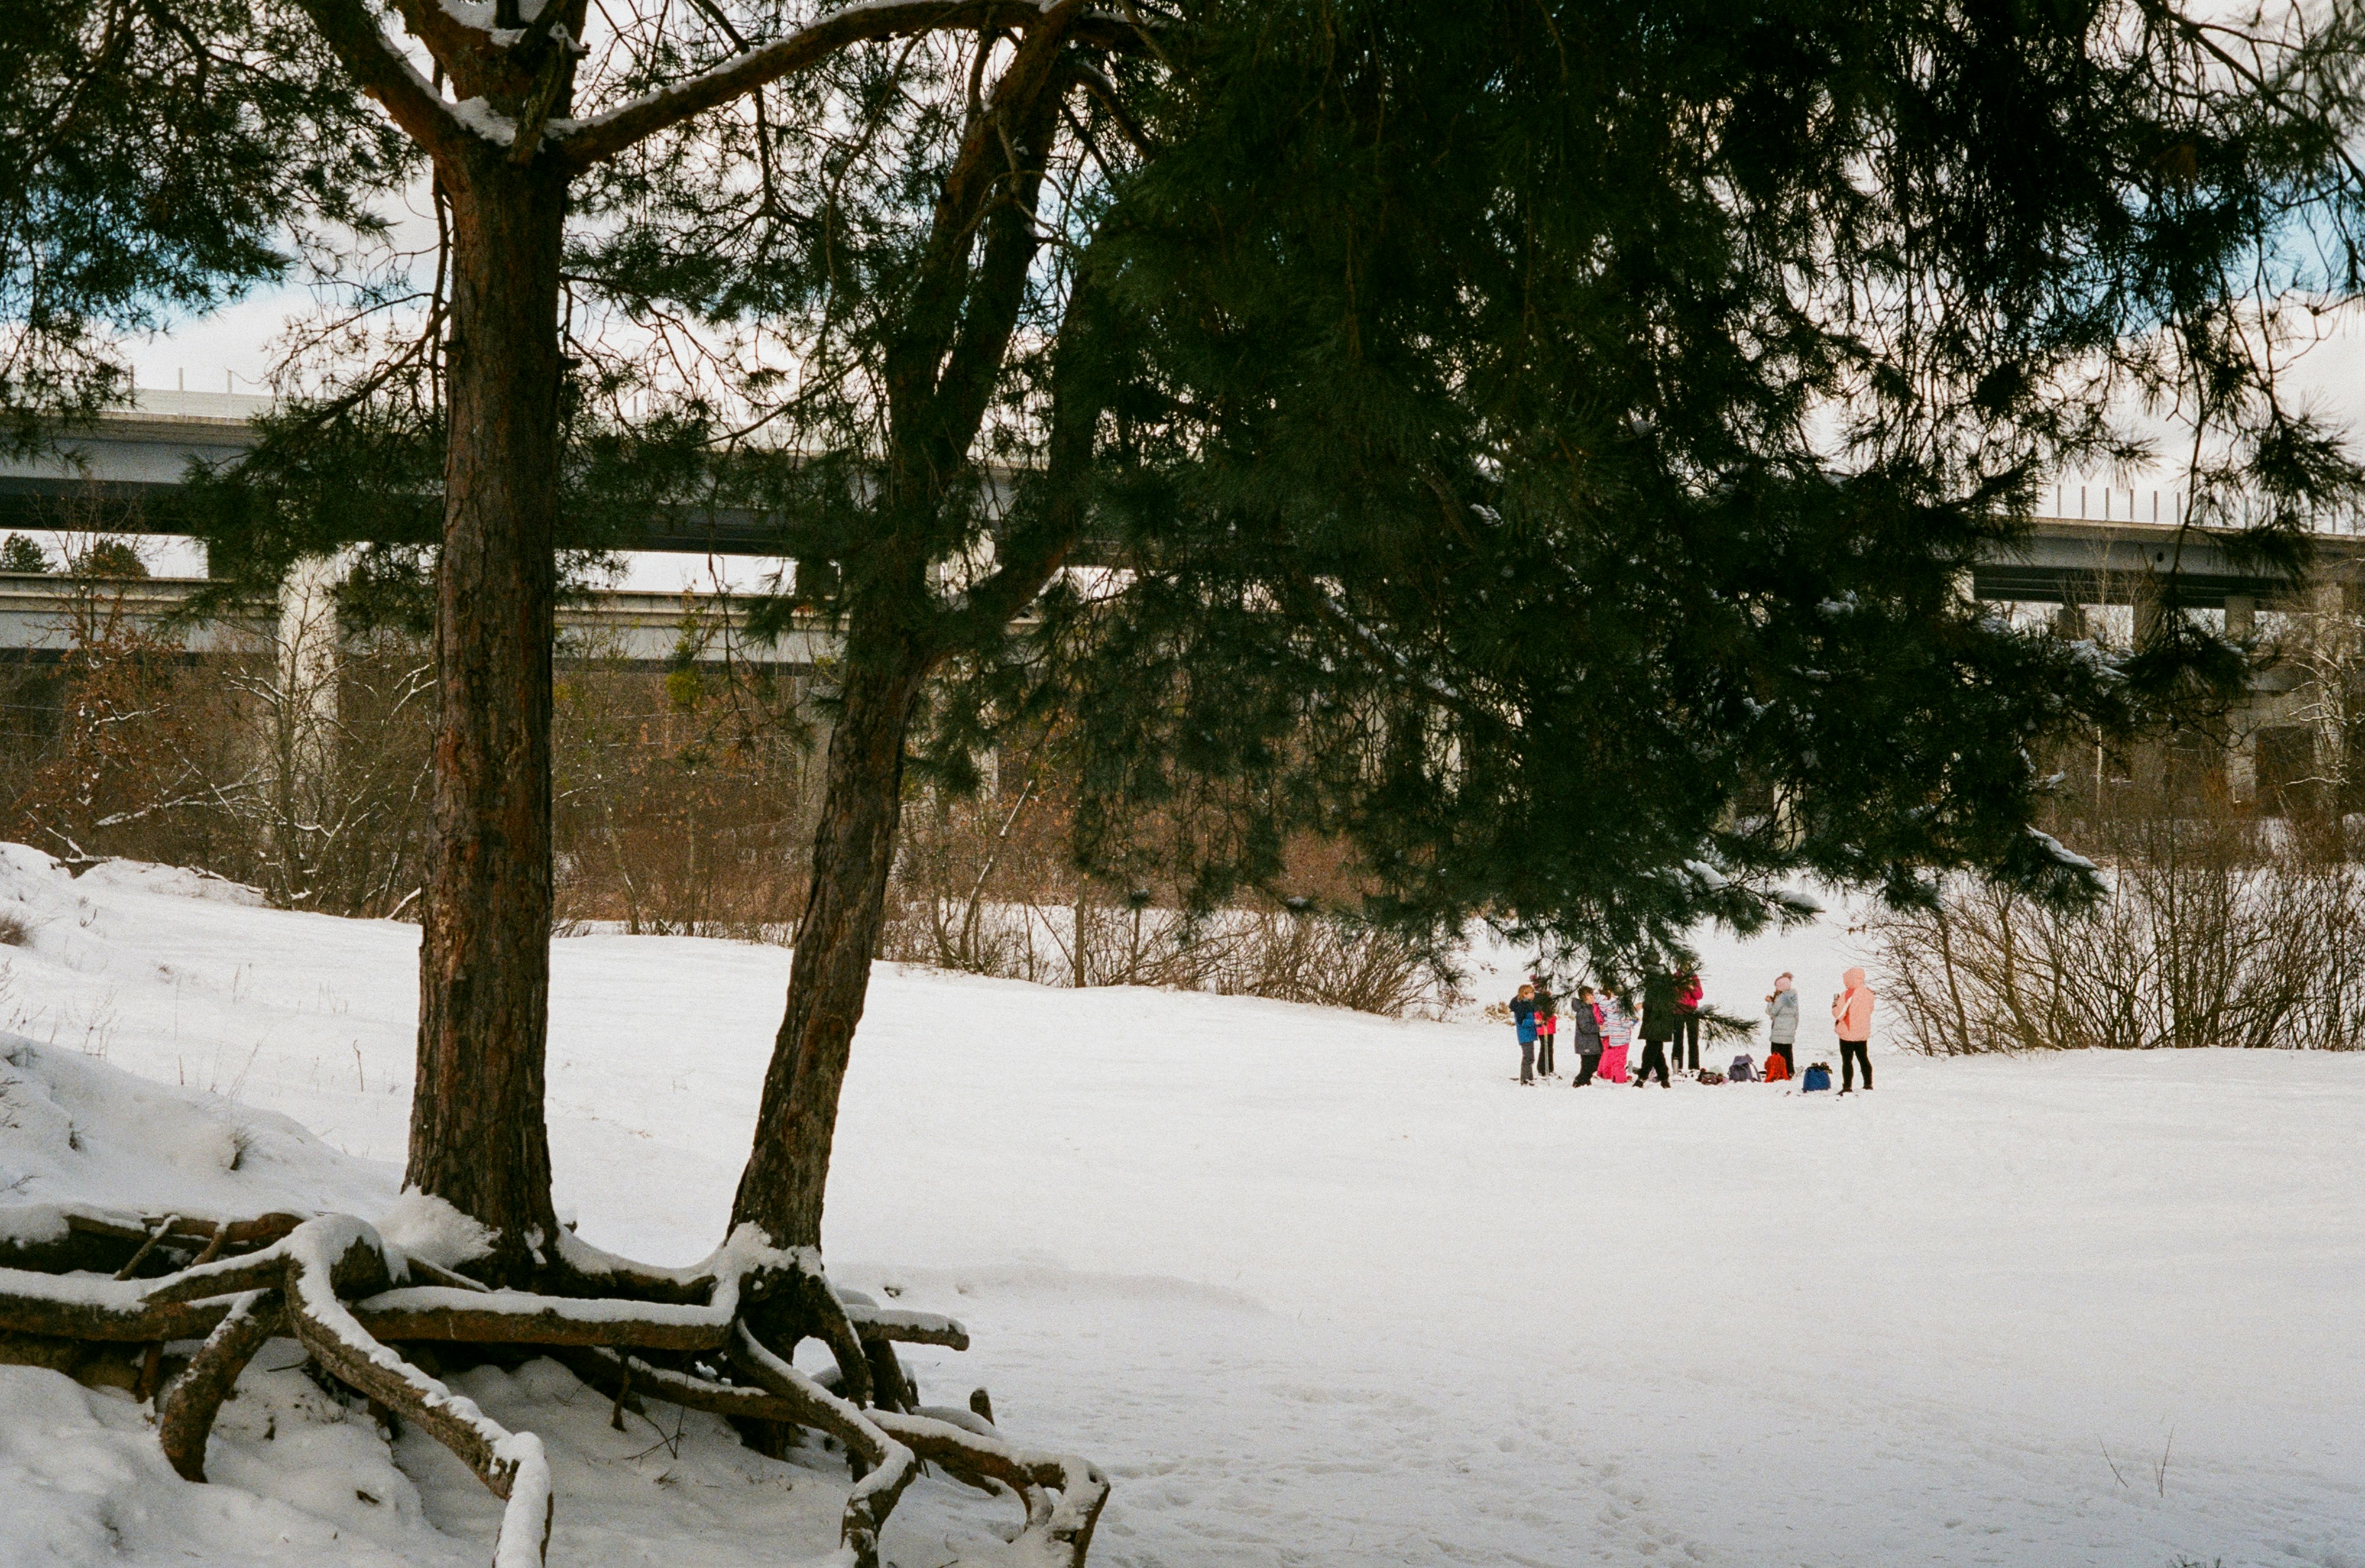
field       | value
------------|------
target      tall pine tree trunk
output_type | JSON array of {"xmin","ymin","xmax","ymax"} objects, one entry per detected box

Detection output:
[
  {"xmin": 731, "ymin": 595, "xmax": 930, "ymax": 1249},
  {"xmin": 404, "ymin": 150, "xmax": 568, "ymax": 1282},
  {"xmin": 727, "ymin": 27, "xmax": 1080, "ymax": 1254}
]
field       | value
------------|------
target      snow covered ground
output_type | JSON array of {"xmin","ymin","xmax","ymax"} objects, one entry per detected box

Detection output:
[{"xmin": 2, "ymin": 844, "xmax": 2361, "ymax": 1567}]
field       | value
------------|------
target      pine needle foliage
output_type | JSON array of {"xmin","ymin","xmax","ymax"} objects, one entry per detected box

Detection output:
[
  {"xmin": 1003, "ymin": 0, "xmax": 2365, "ymax": 976},
  {"xmin": 0, "ymin": 0, "xmax": 409, "ymax": 453}
]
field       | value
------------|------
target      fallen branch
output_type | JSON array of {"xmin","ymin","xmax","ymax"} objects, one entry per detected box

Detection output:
[
  {"xmin": 840, "ymin": 1292, "xmax": 971, "ymax": 1350},
  {"xmin": 350, "ymin": 1285, "xmax": 735, "ymax": 1350},
  {"xmin": 112, "ymin": 1213, "xmax": 183, "ymax": 1279},
  {"xmin": 0, "ymin": 1204, "xmax": 305, "ymax": 1275},
  {"xmin": 0, "ymin": 1266, "xmax": 238, "ymax": 1342}
]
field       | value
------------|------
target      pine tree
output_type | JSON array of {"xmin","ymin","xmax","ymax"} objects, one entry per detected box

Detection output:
[
  {"xmin": 50, "ymin": 1, "xmax": 1154, "ymax": 1275},
  {"xmin": 0, "ymin": 536, "xmax": 50, "ymax": 574},
  {"xmin": 1012, "ymin": 0, "xmax": 2365, "ymax": 984}
]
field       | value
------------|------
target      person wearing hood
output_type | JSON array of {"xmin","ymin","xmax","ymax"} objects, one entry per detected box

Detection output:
[
  {"xmin": 1569, "ymin": 984, "xmax": 1605, "ymax": 1084},
  {"xmin": 1764, "ymin": 972, "xmax": 1800, "ymax": 1079},
  {"xmin": 1596, "ymin": 989, "xmax": 1636, "ymax": 1083},
  {"xmin": 1511, "ymin": 983, "xmax": 1539, "ymax": 1086},
  {"xmin": 1833, "ymin": 967, "xmax": 1876, "ymax": 1093}
]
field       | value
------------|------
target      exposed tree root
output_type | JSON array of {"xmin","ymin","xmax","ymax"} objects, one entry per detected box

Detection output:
[
  {"xmin": 869, "ymin": 1408, "xmax": 1109, "ymax": 1567},
  {"xmin": 0, "ymin": 1203, "xmax": 306, "ymax": 1275},
  {"xmin": 0, "ymin": 1204, "xmax": 1105, "ymax": 1566},
  {"xmin": 158, "ymin": 1288, "xmax": 281, "ymax": 1482}
]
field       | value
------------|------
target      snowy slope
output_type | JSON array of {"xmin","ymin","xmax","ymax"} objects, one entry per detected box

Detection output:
[{"xmin": 2, "ymin": 845, "xmax": 2361, "ymax": 1567}]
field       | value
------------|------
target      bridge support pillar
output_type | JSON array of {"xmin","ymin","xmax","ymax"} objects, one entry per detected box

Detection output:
[
  {"xmin": 275, "ymin": 553, "xmax": 341, "ymax": 804},
  {"xmin": 2133, "ymin": 577, "xmax": 2165, "ymax": 647},
  {"xmin": 2227, "ymin": 726, "xmax": 2259, "ymax": 806}
]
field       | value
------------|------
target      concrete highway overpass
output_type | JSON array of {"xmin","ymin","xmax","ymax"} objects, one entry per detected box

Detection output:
[
  {"xmin": 8, "ymin": 391, "xmax": 2363, "ymax": 807},
  {"xmin": 6, "ymin": 387, "xmax": 2364, "ymax": 655}
]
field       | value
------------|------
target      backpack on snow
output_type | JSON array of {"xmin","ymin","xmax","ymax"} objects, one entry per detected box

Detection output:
[
  {"xmin": 1802, "ymin": 1063, "xmax": 1832, "ymax": 1092},
  {"xmin": 1728, "ymin": 1054, "xmax": 1756, "ymax": 1082},
  {"xmin": 1697, "ymin": 1070, "xmax": 1726, "ymax": 1085}
]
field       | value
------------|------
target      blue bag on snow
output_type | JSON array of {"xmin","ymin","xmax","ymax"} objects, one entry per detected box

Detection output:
[{"xmin": 1802, "ymin": 1063, "xmax": 1832, "ymax": 1093}]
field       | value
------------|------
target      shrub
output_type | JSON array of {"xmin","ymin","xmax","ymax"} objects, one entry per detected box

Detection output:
[{"xmin": 1876, "ymin": 797, "xmax": 2365, "ymax": 1053}]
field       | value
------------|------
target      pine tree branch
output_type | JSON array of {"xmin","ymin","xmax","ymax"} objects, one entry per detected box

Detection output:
[
  {"xmin": 554, "ymin": 0, "xmax": 1129, "ymax": 171},
  {"xmin": 942, "ymin": 267, "xmax": 1106, "ymax": 647},
  {"xmin": 883, "ymin": 0, "xmax": 1085, "ymax": 453},
  {"xmin": 290, "ymin": 0, "xmax": 477, "ymax": 165},
  {"xmin": 383, "ymin": 0, "xmax": 489, "ymax": 78},
  {"xmin": 918, "ymin": 37, "xmax": 1077, "ymax": 465}
]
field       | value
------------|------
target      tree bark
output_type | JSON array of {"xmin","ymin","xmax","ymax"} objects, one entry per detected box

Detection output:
[
  {"xmin": 727, "ymin": 29, "xmax": 1092, "ymax": 1255},
  {"xmin": 731, "ymin": 594, "xmax": 931, "ymax": 1249},
  {"xmin": 404, "ymin": 148, "xmax": 568, "ymax": 1283}
]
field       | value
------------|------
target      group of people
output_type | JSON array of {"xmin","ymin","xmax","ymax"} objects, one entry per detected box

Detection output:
[{"xmin": 1507, "ymin": 967, "xmax": 1878, "ymax": 1093}]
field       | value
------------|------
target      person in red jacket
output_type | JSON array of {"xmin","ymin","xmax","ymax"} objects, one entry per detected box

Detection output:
[{"xmin": 1673, "ymin": 970, "xmax": 1704, "ymax": 1072}]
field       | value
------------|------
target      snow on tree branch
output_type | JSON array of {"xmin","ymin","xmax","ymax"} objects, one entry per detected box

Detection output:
[
  {"xmin": 551, "ymin": 0, "xmax": 1141, "ymax": 170},
  {"xmin": 290, "ymin": 0, "xmax": 480, "ymax": 163}
]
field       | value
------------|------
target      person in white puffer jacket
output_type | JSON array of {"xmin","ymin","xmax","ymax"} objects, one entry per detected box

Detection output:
[{"xmin": 1764, "ymin": 972, "xmax": 1800, "ymax": 1080}]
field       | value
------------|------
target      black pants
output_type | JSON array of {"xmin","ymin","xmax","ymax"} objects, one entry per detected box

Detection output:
[
  {"xmin": 1536, "ymin": 1031, "xmax": 1556, "ymax": 1075},
  {"xmin": 1637, "ymin": 1039, "xmax": 1670, "ymax": 1086},
  {"xmin": 1841, "ymin": 1038, "xmax": 1872, "ymax": 1091},
  {"xmin": 1674, "ymin": 1015, "xmax": 1700, "ymax": 1071},
  {"xmin": 1574, "ymin": 1049, "xmax": 1601, "ymax": 1085},
  {"xmin": 1519, "ymin": 1038, "xmax": 1535, "ymax": 1084},
  {"xmin": 1770, "ymin": 1041, "xmax": 1796, "ymax": 1078}
]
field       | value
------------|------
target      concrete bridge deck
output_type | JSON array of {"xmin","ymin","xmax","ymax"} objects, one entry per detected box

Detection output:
[
  {"xmin": 7, "ymin": 388, "xmax": 2364, "ymax": 629},
  {"xmin": 0, "ymin": 574, "xmax": 828, "ymax": 668}
]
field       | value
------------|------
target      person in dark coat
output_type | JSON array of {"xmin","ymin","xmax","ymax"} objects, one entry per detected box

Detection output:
[
  {"xmin": 1635, "ymin": 972, "xmax": 1676, "ymax": 1088},
  {"xmin": 1531, "ymin": 977, "xmax": 1559, "ymax": 1077},
  {"xmin": 1569, "ymin": 984, "xmax": 1605, "ymax": 1085},
  {"xmin": 1510, "ymin": 983, "xmax": 1538, "ymax": 1085}
]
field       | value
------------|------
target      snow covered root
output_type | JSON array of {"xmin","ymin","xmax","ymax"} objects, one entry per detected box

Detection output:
[
  {"xmin": 549, "ymin": 1334, "xmax": 1108, "ymax": 1567},
  {"xmin": 157, "ymin": 1287, "xmax": 280, "ymax": 1480},
  {"xmin": 867, "ymin": 1407, "xmax": 1109, "ymax": 1566},
  {"xmin": 151, "ymin": 1214, "xmax": 558, "ymax": 1564},
  {"xmin": 0, "ymin": 1203, "xmax": 1106, "ymax": 1566}
]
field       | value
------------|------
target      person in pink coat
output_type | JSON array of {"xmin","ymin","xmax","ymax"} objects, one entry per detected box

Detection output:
[{"xmin": 1832, "ymin": 967, "xmax": 1876, "ymax": 1093}]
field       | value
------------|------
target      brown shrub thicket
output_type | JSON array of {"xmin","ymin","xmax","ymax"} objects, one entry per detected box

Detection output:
[
  {"xmin": 1878, "ymin": 785, "xmax": 2365, "ymax": 1053},
  {"xmin": 1, "ymin": 587, "xmax": 1450, "ymax": 1015},
  {"xmin": 878, "ymin": 777, "xmax": 1457, "ymax": 1018},
  {"xmin": 549, "ymin": 649, "xmax": 820, "ymax": 939},
  {"xmin": 0, "ymin": 585, "xmax": 439, "ymax": 915}
]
